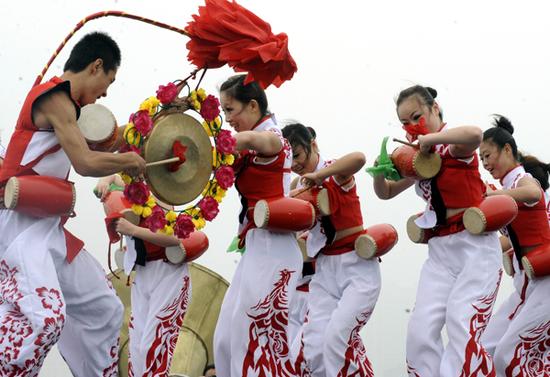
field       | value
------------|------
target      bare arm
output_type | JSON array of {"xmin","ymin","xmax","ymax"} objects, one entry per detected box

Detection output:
[
  {"xmin": 300, "ymin": 152, "xmax": 366, "ymax": 187},
  {"xmin": 234, "ymin": 130, "xmax": 282, "ymax": 156},
  {"xmin": 418, "ymin": 126, "xmax": 482, "ymax": 158},
  {"xmin": 34, "ymin": 91, "xmax": 145, "ymax": 177},
  {"xmin": 488, "ymin": 176, "xmax": 542, "ymax": 204},
  {"xmin": 116, "ymin": 218, "xmax": 180, "ymax": 247},
  {"xmin": 372, "ymin": 174, "xmax": 415, "ymax": 199}
]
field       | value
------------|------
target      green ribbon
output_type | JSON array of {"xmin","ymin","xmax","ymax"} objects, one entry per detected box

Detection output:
[
  {"xmin": 93, "ymin": 183, "xmax": 125, "ymax": 198},
  {"xmin": 226, "ymin": 235, "xmax": 246, "ymax": 254},
  {"xmin": 365, "ymin": 136, "xmax": 402, "ymax": 181}
]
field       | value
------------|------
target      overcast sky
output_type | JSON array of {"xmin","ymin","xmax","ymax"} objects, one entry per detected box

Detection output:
[{"xmin": 2, "ymin": 1, "xmax": 549, "ymax": 375}]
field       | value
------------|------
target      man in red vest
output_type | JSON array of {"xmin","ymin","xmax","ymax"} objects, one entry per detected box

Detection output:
[{"xmin": 0, "ymin": 32, "xmax": 145, "ymax": 376}]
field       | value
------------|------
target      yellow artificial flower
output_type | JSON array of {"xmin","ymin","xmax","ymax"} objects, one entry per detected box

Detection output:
[
  {"xmin": 165, "ymin": 210, "xmax": 178, "ymax": 223},
  {"xmin": 123, "ymin": 122, "xmax": 135, "ymax": 138},
  {"xmin": 214, "ymin": 117, "xmax": 221, "ymax": 128},
  {"xmin": 197, "ymin": 88, "xmax": 207, "ymax": 101},
  {"xmin": 188, "ymin": 207, "xmax": 201, "ymax": 218},
  {"xmin": 146, "ymin": 196, "xmax": 156, "ymax": 208},
  {"xmin": 119, "ymin": 173, "xmax": 132, "ymax": 185},
  {"xmin": 140, "ymin": 96, "xmax": 160, "ymax": 116},
  {"xmin": 162, "ymin": 225, "xmax": 174, "ymax": 236},
  {"xmin": 192, "ymin": 100, "xmax": 201, "ymax": 111},
  {"xmin": 213, "ymin": 187, "xmax": 227, "ymax": 203},
  {"xmin": 223, "ymin": 153, "xmax": 235, "ymax": 166},
  {"xmin": 192, "ymin": 216, "xmax": 206, "ymax": 230},
  {"xmin": 212, "ymin": 148, "xmax": 220, "ymax": 168},
  {"xmin": 142, "ymin": 206, "xmax": 153, "ymax": 218},
  {"xmin": 189, "ymin": 91, "xmax": 197, "ymax": 101},
  {"xmin": 132, "ymin": 204, "xmax": 144, "ymax": 216}
]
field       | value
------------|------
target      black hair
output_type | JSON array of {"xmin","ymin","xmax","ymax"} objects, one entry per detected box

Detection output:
[
  {"xmin": 396, "ymin": 85, "xmax": 443, "ymax": 120},
  {"xmin": 520, "ymin": 154, "xmax": 550, "ymax": 191},
  {"xmin": 203, "ymin": 364, "xmax": 215, "ymax": 375},
  {"xmin": 64, "ymin": 32, "xmax": 121, "ymax": 73},
  {"xmin": 482, "ymin": 114, "xmax": 519, "ymax": 160},
  {"xmin": 281, "ymin": 123, "xmax": 316, "ymax": 157},
  {"xmin": 220, "ymin": 74, "xmax": 269, "ymax": 116}
]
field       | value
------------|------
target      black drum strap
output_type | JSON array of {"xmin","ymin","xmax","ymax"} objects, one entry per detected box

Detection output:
[
  {"xmin": 506, "ymin": 225, "xmax": 523, "ymax": 267},
  {"xmin": 430, "ymin": 178, "xmax": 448, "ymax": 226}
]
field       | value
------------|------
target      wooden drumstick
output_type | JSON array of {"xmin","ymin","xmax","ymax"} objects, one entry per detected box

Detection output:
[
  {"xmin": 290, "ymin": 186, "xmax": 311, "ymax": 198},
  {"xmin": 393, "ymin": 138, "xmax": 418, "ymax": 148},
  {"xmin": 146, "ymin": 157, "xmax": 181, "ymax": 167}
]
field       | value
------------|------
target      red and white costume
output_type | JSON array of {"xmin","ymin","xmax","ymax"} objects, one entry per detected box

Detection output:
[
  {"xmin": 288, "ymin": 261, "xmax": 314, "ymax": 361},
  {"xmin": 300, "ymin": 156, "xmax": 381, "ymax": 377},
  {"xmin": 406, "ymin": 129, "xmax": 502, "ymax": 377},
  {"xmin": 123, "ymin": 230, "xmax": 191, "ymax": 377},
  {"xmin": 0, "ymin": 77, "xmax": 122, "ymax": 376},
  {"xmin": 213, "ymin": 116, "xmax": 302, "ymax": 377},
  {"xmin": 480, "ymin": 166, "xmax": 550, "ymax": 376}
]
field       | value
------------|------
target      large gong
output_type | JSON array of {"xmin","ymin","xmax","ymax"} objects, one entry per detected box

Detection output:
[{"xmin": 144, "ymin": 112, "xmax": 213, "ymax": 205}]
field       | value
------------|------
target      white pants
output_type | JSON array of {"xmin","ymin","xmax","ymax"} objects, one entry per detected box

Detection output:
[
  {"xmin": 302, "ymin": 251, "xmax": 381, "ymax": 377},
  {"xmin": 0, "ymin": 210, "xmax": 123, "ymax": 377},
  {"xmin": 482, "ymin": 257, "xmax": 550, "ymax": 376},
  {"xmin": 128, "ymin": 260, "xmax": 191, "ymax": 377},
  {"xmin": 214, "ymin": 228, "xmax": 302, "ymax": 377},
  {"xmin": 406, "ymin": 230, "xmax": 502, "ymax": 377}
]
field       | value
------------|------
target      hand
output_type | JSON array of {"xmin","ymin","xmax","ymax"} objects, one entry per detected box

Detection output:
[
  {"xmin": 115, "ymin": 218, "xmax": 138, "ymax": 237},
  {"xmin": 485, "ymin": 181, "xmax": 497, "ymax": 196},
  {"xmin": 417, "ymin": 134, "xmax": 432, "ymax": 154},
  {"xmin": 94, "ymin": 180, "xmax": 111, "ymax": 202},
  {"xmin": 300, "ymin": 172, "xmax": 324, "ymax": 188},
  {"xmin": 124, "ymin": 152, "xmax": 146, "ymax": 177}
]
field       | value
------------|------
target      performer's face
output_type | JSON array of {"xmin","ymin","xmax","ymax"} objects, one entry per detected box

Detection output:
[
  {"xmin": 82, "ymin": 60, "xmax": 117, "ymax": 105},
  {"xmin": 220, "ymin": 92, "xmax": 260, "ymax": 132},
  {"xmin": 479, "ymin": 140, "xmax": 514, "ymax": 179},
  {"xmin": 397, "ymin": 97, "xmax": 441, "ymax": 133},
  {"xmin": 291, "ymin": 143, "xmax": 317, "ymax": 175}
]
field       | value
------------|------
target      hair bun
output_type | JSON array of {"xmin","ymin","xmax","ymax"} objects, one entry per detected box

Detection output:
[
  {"xmin": 306, "ymin": 126, "xmax": 317, "ymax": 139},
  {"xmin": 492, "ymin": 114, "xmax": 514, "ymax": 135},
  {"xmin": 426, "ymin": 87, "xmax": 438, "ymax": 99}
]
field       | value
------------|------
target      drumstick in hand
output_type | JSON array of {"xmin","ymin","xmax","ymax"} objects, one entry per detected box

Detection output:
[
  {"xmin": 393, "ymin": 138, "xmax": 418, "ymax": 148},
  {"xmin": 145, "ymin": 157, "xmax": 181, "ymax": 167}
]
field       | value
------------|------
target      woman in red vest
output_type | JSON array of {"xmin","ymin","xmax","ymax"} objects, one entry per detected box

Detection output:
[
  {"xmin": 282, "ymin": 123, "xmax": 380, "ymax": 376},
  {"xmin": 213, "ymin": 75, "xmax": 302, "ymax": 377},
  {"xmin": 479, "ymin": 115, "xmax": 550, "ymax": 377},
  {"xmin": 372, "ymin": 85, "xmax": 502, "ymax": 376}
]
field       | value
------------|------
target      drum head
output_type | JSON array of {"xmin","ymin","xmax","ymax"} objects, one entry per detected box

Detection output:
[
  {"xmin": 78, "ymin": 104, "xmax": 117, "ymax": 142},
  {"xmin": 144, "ymin": 113, "xmax": 213, "ymax": 206}
]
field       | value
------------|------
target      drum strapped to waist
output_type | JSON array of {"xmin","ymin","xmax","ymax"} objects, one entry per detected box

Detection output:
[
  {"xmin": 3, "ymin": 175, "xmax": 76, "ymax": 217},
  {"xmin": 521, "ymin": 244, "xmax": 550, "ymax": 279},
  {"xmin": 406, "ymin": 211, "xmax": 465, "ymax": 243},
  {"xmin": 165, "ymin": 231, "xmax": 209, "ymax": 265},
  {"xmin": 290, "ymin": 186, "xmax": 331, "ymax": 217},
  {"xmin": 503, "ymin": 248, "xmax": 515, "ymax": 276},
  {"xmin": 355, "ymin": 223, "xmax": 398, "ymax": 259},
  {"xmin": 253, "ymin": 197, "xmax": 316, "ymax": 232},
  {"xmin": 77, "ymin": 103, "xmax": 119, "ymax": 151},
  {"xmin": 462, "ymin": 195, "xmax": 518, "ymax": 235},
  {"xmin": 391, "ymin": 145, "xmax": 442, "ymax": 180}
]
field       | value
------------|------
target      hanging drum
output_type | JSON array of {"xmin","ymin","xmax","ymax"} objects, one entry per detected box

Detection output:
[
  {"xmin": 391, "ymin": 145, "xmax": 441, "ymax": 180},
  {"xmin": 77, "ymin": 103, "xmax": 119, "ymax": 151}
]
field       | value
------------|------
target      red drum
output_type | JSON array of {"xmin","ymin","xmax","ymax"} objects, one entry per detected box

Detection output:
[
  {"xmin": 522, "ymin": 244, "xmax": 550, "ymax": 280},
  {"xmin": 3, "ymin": 176, "xmax": 75, "ymax": 217},
  {"xmin": 463, "ymin": 195, "xmax": 518, "ymax": 235},
  {"xmin": 253, "ymin": 197, "xmax": 316, "ymax": 232},
  {"xmin": 290, "ymin": 187, "xmax": 331, "ymax": 217},
  {"xmin": 406, "ymin": 213, "xmax": 434, "ymax": 244},
  {"xmin": 165, "ymin": 231, "xmax": 209, "ymax": 264},
  {"xmin": 78, "ymin": 103, "xmax": 119, "ymax": 151},
  {"xmin": 355, "ymin": 224, "xmax": 398, "ymax": 259},
  {"xmin": 391, "ymin": 145, "xmax": 442, "ymax": 180},
  {"xmin": 102, "ymin": 190, "xmax": 140, "ymax": 243},
  {"xmin": 503, "ymin": 248, "xmax": 515, "ymax": 276}
]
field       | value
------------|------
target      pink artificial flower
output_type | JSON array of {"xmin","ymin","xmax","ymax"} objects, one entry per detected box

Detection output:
[
  {"xmin": 118, "ymin": 144, "xmax": 142, "ymax": 154},
  {"xmin": 174, "ymin": 214, "xmax": 195, "ymax": 239},
  {"xmin": 216, "ymin": 129, "xmax": 236, "ymax": 154},
  {"xmin": 123, "ymin": 182, "xmax": 150, "ymax": 205},
  {"xmin": 156, "ymin": 82, "xmax": 179, "ymax": 105},
  {"xmin": 132, "ymin": 110, "xmax": 153, "ymax": 136},
  {"xmin": 144, "ymin": 205, "xmax": 167, "ymax": 233},
  {"xmin": 198, "ymin": 196, "xmax": 219, "ymax": 221},
  {"xmin": 215, "ymin": 166, "xmax": 235, "ymax": 190},
  {"xmin": 199, "ymin": 94, "xmax": 221, "ymax": 121}
]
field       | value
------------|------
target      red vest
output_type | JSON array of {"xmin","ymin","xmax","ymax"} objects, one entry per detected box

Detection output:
[
  {"xmin": 1, "ymin": 77, "xmax": 83, "ymax": 262},
  {"xmin": 323, "ymin": 177, "xmax": 363, "ymax": 231}
]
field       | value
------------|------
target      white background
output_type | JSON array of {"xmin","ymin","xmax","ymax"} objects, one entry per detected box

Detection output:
[{"xmin": 1, "ymin": 1, "xmax": 549, "ymax": 376}]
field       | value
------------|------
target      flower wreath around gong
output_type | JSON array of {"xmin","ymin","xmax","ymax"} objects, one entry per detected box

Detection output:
[{"xmin": 119, "ymin": 83, "xmax": 237, "ymax": 239}]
